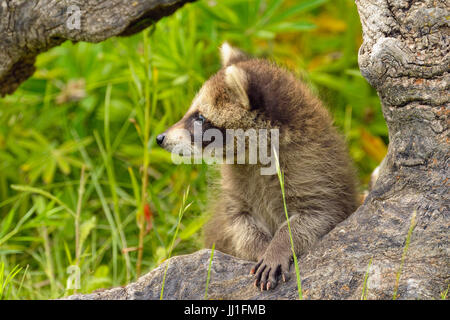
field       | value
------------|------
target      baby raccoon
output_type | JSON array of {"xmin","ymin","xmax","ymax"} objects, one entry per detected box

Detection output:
[{"xmin": 157, "ymin": 43, "xmax": 359, "ymax": 291}]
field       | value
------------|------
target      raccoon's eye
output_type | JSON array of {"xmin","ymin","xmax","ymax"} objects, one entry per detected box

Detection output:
[{"xmin": 197, "ymin": 114, "xmax": 206, "ymax": 123}]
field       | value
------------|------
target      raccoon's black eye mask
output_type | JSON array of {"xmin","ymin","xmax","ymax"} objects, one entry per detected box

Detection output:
[
  {"xmin": 197, "ymin": 113, "xmax": 206, "ymax": 123},
  {"xmin": 189, "ymin": 112, "xmax": 207, "ymax": 125},
  {"xmin": 187, "ymin": 111, "xmax": 215, "ymax": 133},
  {"xmin": 186, "ymin": 112, "xmax": 227, "ymax": 147}
]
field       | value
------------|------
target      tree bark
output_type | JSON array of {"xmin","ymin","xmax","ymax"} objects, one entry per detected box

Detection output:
[
  {"xmin": 66, "ymin": 0, "xmax": 449, "ymax": 300},
  {"xmin": 0, "ymin": 0, "xmax": 194, "ymax": 96}
]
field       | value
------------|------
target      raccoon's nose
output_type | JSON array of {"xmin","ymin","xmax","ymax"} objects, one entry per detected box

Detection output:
[{"xmin": 156, "ymin": 133, "xmax": 166, "ymax": 146}]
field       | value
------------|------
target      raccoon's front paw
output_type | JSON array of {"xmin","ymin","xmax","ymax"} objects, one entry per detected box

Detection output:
[{"xmin": 250, "ymin": 250, "xmax": 292, "ymax": 291}]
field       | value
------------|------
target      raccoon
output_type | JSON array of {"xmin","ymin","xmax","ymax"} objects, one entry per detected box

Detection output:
[{"xmin": 157, "ymin": 43, "xmax": 359, "ymax": 291}]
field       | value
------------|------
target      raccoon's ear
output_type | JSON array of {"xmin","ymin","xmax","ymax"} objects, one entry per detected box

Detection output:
[
  {"xmin": 220, "ymin": 42, "xmax": 248, "ymax": 67},
  {"xmin": 225, "ymin": 65, "xmax": 250, "ymax": 109}
]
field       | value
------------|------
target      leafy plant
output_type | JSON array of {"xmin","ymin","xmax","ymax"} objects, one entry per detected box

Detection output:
[
  {"xmin": 0, "ymin": 263, "xmax": 24, "ymax": 300},
  {"xmin": 204, "ymin": 242, "xmax": 215, "ymax": 300}
]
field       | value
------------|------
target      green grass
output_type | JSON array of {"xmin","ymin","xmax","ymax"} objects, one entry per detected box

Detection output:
[
  {"xmin": 360, "ymin": 257, "xmax": 372, "ymax": 300},
  {"xmin": 440, "ymin": 285, "xmax": 449, "ymax": 300},
  {"xmin": 0, "ymin": 0, "xmax": 386, "ymax": 299},
  {"xmin": 204, "ymin": 242, "xmax": 215, "ymax": 300},
  {"xmin": 274, "ymin": 150, "xmax": 303, "ymax": 299},
  {"xmin": 359, "ymin": 211, "xmax": 418, "ymax": 300},
  {"xmin": 393, "ymin": 211, "xmax": 417, "ymax": 300},
  {"xmin": 0, "ymin": 263, "xmax": 24, "ymax": 300},
  {"xmin": 160, "ymin": 187, "xmax": 192, "ymax": 300}
]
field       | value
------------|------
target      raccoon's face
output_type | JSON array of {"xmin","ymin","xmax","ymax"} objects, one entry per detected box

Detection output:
[{"xmin": 157, "ymin": 43, "xmax": 269, "ymax": 159}]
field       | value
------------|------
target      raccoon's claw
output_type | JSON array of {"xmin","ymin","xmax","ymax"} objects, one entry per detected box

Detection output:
[
  {"xmin": 252, "ymin": 255, "xmax": 291, "ymax": 291},
  {"xmin": 250, "ymin": 260, "xmax": 262, "ymax": 275}
]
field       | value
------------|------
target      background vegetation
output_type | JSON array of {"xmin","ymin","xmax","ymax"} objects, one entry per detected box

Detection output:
[{"xmin": 0, "ymin": 0, "xmax": 387, "ymax": 299}]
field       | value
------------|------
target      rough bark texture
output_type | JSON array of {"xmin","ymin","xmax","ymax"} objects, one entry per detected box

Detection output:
[
  {"xmin": 65, "ymin": 250, "xmax": 301, "ymax": 300},
  {"xmin": 0, "ymin": 0, "xmax": 194, "ymax": 96}
]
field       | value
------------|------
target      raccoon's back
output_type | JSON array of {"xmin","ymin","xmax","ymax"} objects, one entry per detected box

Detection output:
[{"xmin": 284, "ymin": 125, "xmax": 359, "ymax": 221}]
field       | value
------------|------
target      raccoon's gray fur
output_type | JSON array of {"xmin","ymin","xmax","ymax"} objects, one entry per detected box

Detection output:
[{"xmin": 157, "ymin": 43, "xmax": 359, "ymax": 291}]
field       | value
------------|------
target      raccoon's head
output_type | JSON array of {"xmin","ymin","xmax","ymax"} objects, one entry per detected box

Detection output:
[{"xmin": 156, "ymin": 42, "xmax": 276, "ymax": 161}]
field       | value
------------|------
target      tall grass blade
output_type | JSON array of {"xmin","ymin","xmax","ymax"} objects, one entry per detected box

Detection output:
[
  {"xmin": 273, "ymin": 148, "xmax": 303, "ymax": 300},
  {"xmin": 361, "ymin": 257, "xmax": 373, "ymax": 300},
  {"xmin": 11, "ymin": 185, "xmax": 76, "ymax": 217},
  {"xmin": 204, "ymin": 243, "xmax": 215, "ymax": 300},
  {"xmin": 393, "ymin": 210, "xmax": 416, "ymax": 300},
  {"xmin": 0, "ymin": 263, "xmax": 23, "ymax": 300},
  {"xmin": 160, "ymin": 186, "xmax": 191, "ymax": 300}
]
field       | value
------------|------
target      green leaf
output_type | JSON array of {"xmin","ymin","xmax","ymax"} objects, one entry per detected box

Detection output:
[
  {"xmin": 265, "ymin": 21, "xmax": 316, "ymax": 32},
  {"xmin": 179, "ymin": 216, "xmax": 208, "ymax": 240},
  {"xmin": 63, "ymin": 241, "xmax": 73, "ymax": 265},
  {"xmin": 257, "ymin": 0, "xmax": 284, "ymax": 27},
  {"xmin": 43, "ymin": 160, "xmax": 56, "ymax": 184},
  {"xmin": 254, "ymin": 30, "xmax": 276, "ymax": 39},
  {"xmin": 79, "ymin": 216, "xmax": 97, "ymax": 253},
  {"xmin": 271, "ymin": 0, "xmax": 328, "ymax": 23},
  {"xmin": 11, "ymin": 185, "xmax": 76, "ymax": 217}
]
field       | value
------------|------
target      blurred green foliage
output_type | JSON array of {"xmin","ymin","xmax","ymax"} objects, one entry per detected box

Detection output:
[{"xmin": 0, "ymin": 0, "xmax": 387, "ymax": 299}]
